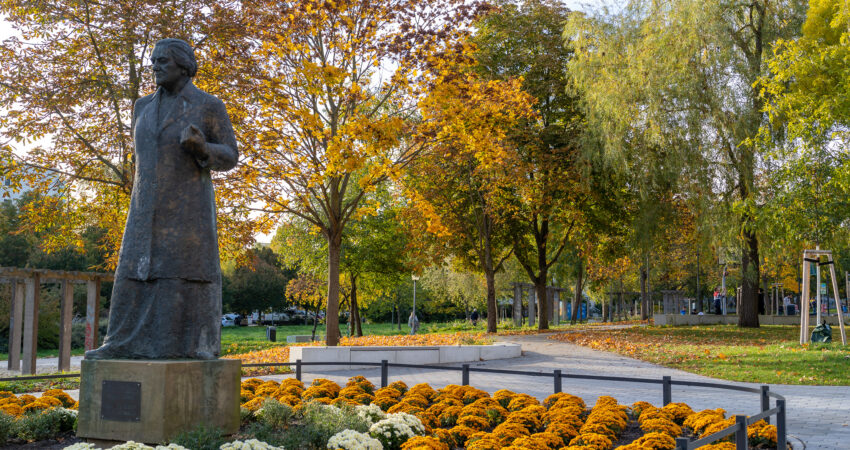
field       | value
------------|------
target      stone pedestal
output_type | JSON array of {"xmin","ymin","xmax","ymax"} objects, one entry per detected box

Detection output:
[{"xmin": 77, "ymin": 359, "xmax": 240, "ymax": 443}]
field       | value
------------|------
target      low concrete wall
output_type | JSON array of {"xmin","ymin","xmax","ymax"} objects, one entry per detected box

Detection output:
[
  {"xmin": 653, "ymin": 314, "xmax": 850, "ymax": 326},
  {"xmin": 286, "ymin": 335, "xmax": 324, "ymax": 344},
  {"xmin": 288, "ymin": 343, "xmax": 522, "ymax": 371}
]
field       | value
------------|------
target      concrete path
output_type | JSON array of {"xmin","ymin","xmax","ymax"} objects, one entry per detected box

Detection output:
[{"xmin": 259, "ymin": 333, "xmax": 846, "ymax": 450}]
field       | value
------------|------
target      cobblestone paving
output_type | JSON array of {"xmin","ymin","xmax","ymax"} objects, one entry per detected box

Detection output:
[{"xmin": 261, "ymin": 333, "xmax": 849, "ymax": 449}]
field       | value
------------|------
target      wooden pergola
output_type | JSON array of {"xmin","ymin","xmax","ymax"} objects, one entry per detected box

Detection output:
[{"xmin": 1, "ymin": 267, "xmax": 113, "ymax": 374}]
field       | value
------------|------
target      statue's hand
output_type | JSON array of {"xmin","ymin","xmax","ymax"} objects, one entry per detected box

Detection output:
[{"xmin": 180, "ymin": 124, "xmax": 207, "ymax": 159}]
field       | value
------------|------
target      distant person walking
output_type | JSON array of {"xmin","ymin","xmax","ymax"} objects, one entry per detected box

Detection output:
[
  {"xmin": 408, "ymin": 311, "xmax": 420, "ymax": 335},
  {"xmin": 470, "ymin": 308, "xmax": 479, "ymax": 326},
  {"xmin": 783, "ymin": 294, "xmax": 794, "ymax": 316},
  {"xmin": 714, "ymin": 290, "xmax": 723, "ymax": 315}
]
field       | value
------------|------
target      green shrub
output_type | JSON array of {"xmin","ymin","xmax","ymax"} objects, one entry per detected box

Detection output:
[
  {"xmin": 255, "ymin": 398, "xmax": 293, "ymax": 428},
  {"xmin": 14, "ymin": 408, "xmax": 76, "ymax": 441},
  {"xmin": 279, "ymin": 402, "xmax": 369, "ymax": 449},
  {"xmin": 170, "ymin": 424, "xmax": 225, "ymax": 450},
  {"xmin": 0, "ymin": 411, "xmax": 14, "ymax": 445}
]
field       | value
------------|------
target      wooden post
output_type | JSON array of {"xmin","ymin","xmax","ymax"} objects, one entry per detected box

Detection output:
[
  {"xmin": 800, "ymin": 257, "xmax": 811, "ymax": 344},
  {"xmin": 528, "ymin": 287, "xmax": 536, "ymax": 327},
  {"xmin": 85, "ymin": 278, "xmax": 101, "ymax": 350},
  {"xmin": 8, "ymin": 280, "xmax": 23, "ymax": 371},
  {"xmin": 826, "ymin": 256, "xmax": 847, "ymax": 345},
  {"xmin": 21, "ymin": 274, "xmax": 40, "ymax": 375},
  {"xmin": 58, "ymin": 280, "xmax": 74, "ymax": 372},
  {"xmin": 552, "ymin": 289, "xmax": 561, "ymax": 325}
]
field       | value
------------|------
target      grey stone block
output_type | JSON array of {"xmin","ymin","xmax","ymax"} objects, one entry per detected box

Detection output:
[{"xmin": 77, "ymin": 359, "xmax": 240, "ymax": 443}]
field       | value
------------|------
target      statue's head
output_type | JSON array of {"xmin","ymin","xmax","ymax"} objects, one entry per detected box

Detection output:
[{"xmin": 151, "ymin": 38, "xmax": 197, "ymax": 89}]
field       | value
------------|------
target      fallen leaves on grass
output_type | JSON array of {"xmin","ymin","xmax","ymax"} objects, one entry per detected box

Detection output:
[{"xmin": 228, "ymin": 333, "xmax": 491, "ymax": 376}]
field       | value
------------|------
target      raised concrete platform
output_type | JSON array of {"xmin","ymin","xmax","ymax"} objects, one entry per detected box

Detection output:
[
  {"xmin": 77, "ymin": 359, "xmax": 240, "ymax": 443},
  {"xmin": 286, "ymin": 334, "xmax": 324, "ymax": 344},
  {"xmin": 654, "ymin": 313, "xmax": 850, "ymax": 326},
  {"xmin": 289, "ymin": 343, "xmax": 522, "ymax": 371}
]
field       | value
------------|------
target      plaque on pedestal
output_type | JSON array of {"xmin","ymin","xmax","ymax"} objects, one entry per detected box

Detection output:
[{"xmin": 77, "ymin": 359, "xmax": 240, "ymax": 443}]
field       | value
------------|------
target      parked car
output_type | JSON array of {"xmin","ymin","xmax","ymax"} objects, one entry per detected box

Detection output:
[{"xmin": 221, "ymin": 313, "xmax": 239, "ymax": 327}]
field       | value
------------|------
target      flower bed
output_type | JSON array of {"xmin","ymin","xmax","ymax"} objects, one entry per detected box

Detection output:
[
  {"xmin": 234, "ymin": 376, "xmax": 780, "ymax": 449},
  {"xmin": 0, "ymin": 389, "xmax": 78, "ymax": 446}
]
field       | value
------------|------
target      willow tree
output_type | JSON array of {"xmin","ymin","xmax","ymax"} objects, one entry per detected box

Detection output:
[
  {"xmin": 238, "ymin": 0, "xmax": 487, "ymax": 345},
  {"xmin": 567, "ymin": 0, "xmax": 807, "ymax": 327}
]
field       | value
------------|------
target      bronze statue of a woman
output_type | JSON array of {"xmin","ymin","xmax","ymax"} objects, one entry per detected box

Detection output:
[{"xmin": 86, "ymin": 38, "xmax": 238, "ymax": 359}]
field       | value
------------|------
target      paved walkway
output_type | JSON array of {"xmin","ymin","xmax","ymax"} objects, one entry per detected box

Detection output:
[
  {"xmin": 258, "ymin": 333, "xmax": 846, "ymax": 450},
  {"xmin": 7, "ymin": 333, "xmax": 848, "ymax": 448}
]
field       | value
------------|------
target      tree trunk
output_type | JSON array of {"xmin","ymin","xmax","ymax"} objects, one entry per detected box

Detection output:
[
  {"xmin": 535, "ymin": 278, "xmax": 548, "ymax": 330},
  {"xmin": 640, "ymin": 260, "xmax": 649, "ymax": 320},
  {"xmin": 739, "ymin": 228, "xmax": 760, "ymax": 327},
  {"xmin": 485, "ymin": 269, "xmax": 497, "ymax": 333},
  {"xmin": 311, "ymin": 301, "xmax": 320, "ymax": 341},
  {"xmin": 326, "ymin": 232, "xmax": 342, "ymax": 346},
  {"xmin": 571, "ymin": 260, "xmax": 583, "ymax": 324},
  {"xmin": 351, "ymin": 274, "xmax": 362, "ymax": 336}
]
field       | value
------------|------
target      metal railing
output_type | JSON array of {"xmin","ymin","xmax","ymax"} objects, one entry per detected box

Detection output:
[{"xmin": 0, "ymin": 360, "xmax": 788, "ymax": 449}]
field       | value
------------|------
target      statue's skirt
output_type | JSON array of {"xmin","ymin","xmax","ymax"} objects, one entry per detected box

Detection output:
[{"xmin": 97, "ymin": 277, "xmax": 221, "ymax": 359}]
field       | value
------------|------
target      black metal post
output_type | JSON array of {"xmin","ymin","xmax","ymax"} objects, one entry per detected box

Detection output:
[
  {"xmin": 760, "ymin": 385, "xmax": 770, "ymax": 424},
  {"xmin": 777, "ymin": 399, "xmax": 787, "ymax": 450},
  {"xmin": 735, "ymin": 415, "xmax": 748, "ymax": 449},
  {"xmin": 381, "ymin": 360, "xmax": 389, "ymax": 388},
  {"xmin": 554, "ymin": 370, "xmax": 562, "ymax": 393},
  {"xmin": 675, "ymin": 437, "xmax": 690, "ymax": 450},
  {"xmin": 462, "ymin": 364, "xmax": 470, "ymax": 386},
  {"xmin": 662, "ymin": 376, "xmax": 672, "ymax": 405},
  {"xmin": 295, "ymin": 359, "xmax": 302, "ymax": 381}
]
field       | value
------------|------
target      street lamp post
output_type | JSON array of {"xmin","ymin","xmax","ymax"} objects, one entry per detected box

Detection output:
[{"xmin": 412, "ymin": 274, "xmax": 419, "ymax": 316}]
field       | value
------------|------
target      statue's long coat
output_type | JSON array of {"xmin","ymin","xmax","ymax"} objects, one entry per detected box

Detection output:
[{"xmin": 98, "ymin": 82, "xmax": 237, "ymax": 359}]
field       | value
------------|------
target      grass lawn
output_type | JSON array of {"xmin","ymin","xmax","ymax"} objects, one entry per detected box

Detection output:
[{"xmin": 552, "ymin": 324, "xmax": 850, "ymax": 385}]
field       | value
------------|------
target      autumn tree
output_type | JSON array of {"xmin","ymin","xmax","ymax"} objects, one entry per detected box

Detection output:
[
  {"xmin": 471, "ymin": 0, "xmax": 588, "ymax": 330},
  {"xmin": 567, "ymin": 0, "xmax": 808, "ymax": 327},
  {"xmin": 237, "ymin": 0, "xmax": 488, "ymax": 345},
  {"xmin": 0, "ymin": 1, "xmax": 256, "ymax": 267},
  {"xmin": 286, "ymin": 272, "xmax": 326, "ymax": 341},
  {"xmin": 405, "ymin": 41, "xmax": 535, "ymax": 333}
]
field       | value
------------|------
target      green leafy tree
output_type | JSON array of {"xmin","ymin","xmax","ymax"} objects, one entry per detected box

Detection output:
[{"xmin": 222, "ymin": 247, "xmax": 294, "ymax": 316}]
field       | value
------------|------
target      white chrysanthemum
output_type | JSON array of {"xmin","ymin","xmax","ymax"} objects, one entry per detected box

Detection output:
[
  {"xmin": 63, "ymin": 444, "xmax": 97, "ymax": 450},
  {"xmin": 327, "ymin": 429, "xmax": 383, "ymax": 450},
  {"xmin": 106, "ymin": 442, "xmax": 154, "ymax": 450},
  {"xmin": 219, "ymin": 439, "xmax": 285, "ymax": 450},
  {"xmin": 354, "ymin": 404, "xmax": 386, "ymax": 426},
  {"xmin": 385, "ymin": 412, "xmax": 425, "ymax": 436},
  {"xmin": 369, "ymin": 417, "xmax": 417, "ymax": 449}
]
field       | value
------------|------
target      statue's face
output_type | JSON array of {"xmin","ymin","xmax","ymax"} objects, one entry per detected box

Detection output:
[{"xmin": 151, "ymin": 46, "xmax": 184, "ymax": 88}]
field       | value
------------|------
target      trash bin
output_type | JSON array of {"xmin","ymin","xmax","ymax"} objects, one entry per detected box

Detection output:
[
  {"xmin": 266, "ymin": 326, "xmax": 277, "ymax": 342},
  {"xmin": 810, "ymin": 322, "xmax": 832, "ymax": 343}
]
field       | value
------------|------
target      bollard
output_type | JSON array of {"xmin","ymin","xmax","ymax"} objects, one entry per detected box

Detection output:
[
  {"xmin": 777, "ymin": 399, "xmax": 787, "ymax": 450},
  {"xmin": 381, "ymin": 360, "xmax": 389, "ymax": 388},
  {"xmin": 462, "ymin": 364, "xmax": 470, "ymax": 386},
  {"xmin": 675, "ymin": 437, "xmax": 689, "ymax": 450},
  {"xmin": 662, "ymin": 376, "xmax": 672, "ymax": 405},
  {"xmin": 760, "ymin": 385, "xmax": 770, "ymax": 424},
  {"xmin": 735, "ymin": 415, "xmax": 747, "ymax": 449},
  {"xmin": 554, "ymin": 370, "xmax": 562, "ymax": 393},
  {"xmin": 295, "ymin": 359, "xmax": 302, "ymax": 381}
]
